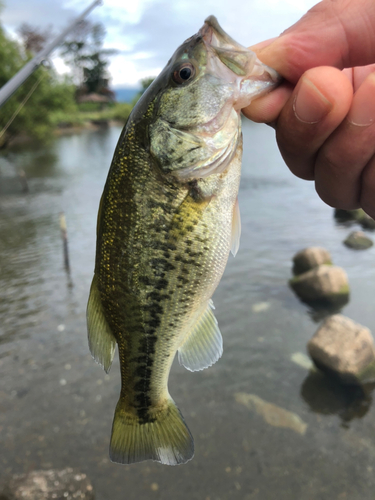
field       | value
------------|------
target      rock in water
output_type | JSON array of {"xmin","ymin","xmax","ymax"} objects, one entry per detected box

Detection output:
[
  {"xmin": 334, "ymin": 208, "xmax": 363, "ymax": 223},
  {"xmin": 289, "ymin": 265, "xmax": 349, "ymax": 306},
  {"xmin": 308, "ymin": 315, "xmax": 375, "ymax": 385},
  {"xmin": 292, "ymin": 247, "xmax": 332, "ymax": 276},
  {"xmin": 344, "ymin": 231, "xmax": 373, "ymax": 250},
  {"xmin": 0, "ymin": 469, "xmax": 94, "ymax": 500},
  {"xmin": 358, "ymin": 212, "xmax": 375, "ymax": 230}
]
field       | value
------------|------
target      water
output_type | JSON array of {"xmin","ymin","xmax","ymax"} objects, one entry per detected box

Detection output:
[{"xmin": 1, "ymin": 122, "xmax": 375, "ymax": 499}]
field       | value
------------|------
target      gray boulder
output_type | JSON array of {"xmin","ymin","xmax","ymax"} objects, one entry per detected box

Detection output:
[
  {"xmin": 0, "ymin": 469, "xmax": 94, "ymax": 500},
  {"xmin": 308, "ymin": 315, "xmax": 375, "ymax": 385},
  {"xmin": 289, "ymin": 265, "xmax": 349, "ymax": 306},
  {"xmin": 344, "ymin": 231, "xmax": 373, "ymax": 250},
  {"xmin": 292, "ymin": 247, "xmax": 332, "ymax": 276}
]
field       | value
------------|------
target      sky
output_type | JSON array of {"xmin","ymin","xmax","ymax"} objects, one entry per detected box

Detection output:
[{"xmin": 1, "ymin": 0, "xmax": 319, "ymax": 88}]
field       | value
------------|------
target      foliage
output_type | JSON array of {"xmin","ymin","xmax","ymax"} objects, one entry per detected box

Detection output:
[
  {"xmin": 17, "ymin": 23, "xmax": 51, "ymax": 54},
  {"xmin": 0, "ymin": 25, "xmax": 76, "ymax": 147},
  {"xmin": 50, "ymin": 102, "xmax": 132, "ymax": 128},
  {"xmin": 60, "ymin": 20, "xmax": 117, "ymax": 95}
]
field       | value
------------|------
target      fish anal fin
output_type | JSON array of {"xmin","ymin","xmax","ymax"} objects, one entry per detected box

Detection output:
[
  {"xmin": 86, "ymin": 275, "xmax": 116, "ymax": 373},
  {"xmin": 231, "ymin": 197, "xmax": 241, "ymax": 257},
  {"xmin": 110, "ymin": 397, "xmax": 194, "ymax": 465},
  {"xmin": 178, "ymin": 300, "xmax": 223, "ymax": 372}
]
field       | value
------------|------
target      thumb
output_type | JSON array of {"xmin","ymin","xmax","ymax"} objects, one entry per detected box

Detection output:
[{"xmin": 255, "ymin": 0, "xmax": 375, "ymax": 83}]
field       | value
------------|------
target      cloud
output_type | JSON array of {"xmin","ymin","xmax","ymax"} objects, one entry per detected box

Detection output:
[{"xmin": 1, "ymin": 0, "xmax": 319, "ymax": 86}]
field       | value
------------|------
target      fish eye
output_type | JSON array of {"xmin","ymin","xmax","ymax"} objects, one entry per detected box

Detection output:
[{"xmin": 172, "ymin": 63, "xmax": 195, "ymax": 84}]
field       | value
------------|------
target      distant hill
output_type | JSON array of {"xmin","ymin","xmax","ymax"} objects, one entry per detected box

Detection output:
[{"xmin": 114, "ymin": 87, "xmax": 140, "ymax": 103}]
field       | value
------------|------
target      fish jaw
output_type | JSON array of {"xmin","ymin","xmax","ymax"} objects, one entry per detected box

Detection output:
[{"xmin": 200, "ymin": 15, "xmax": 281, "ymax": 110}]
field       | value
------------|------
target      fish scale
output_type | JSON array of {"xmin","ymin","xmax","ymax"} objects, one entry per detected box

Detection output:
[{"xmin": 86, "ymin": 15, "xmax": 280, "ymax": 465}]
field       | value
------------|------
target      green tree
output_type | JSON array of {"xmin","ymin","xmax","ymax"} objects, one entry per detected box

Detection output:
[
  {"xmin": 60, "ymin": 20, "xmax": 116, "ymax": 96},
  {"xmin": 0, "ymin": 24, "xmax": 76, "ymax": 147}
]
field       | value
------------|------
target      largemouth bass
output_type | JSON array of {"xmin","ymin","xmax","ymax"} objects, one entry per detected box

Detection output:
[{"xmin": 87, "ymin": 16, "xmax": 280, "ymax": 465}]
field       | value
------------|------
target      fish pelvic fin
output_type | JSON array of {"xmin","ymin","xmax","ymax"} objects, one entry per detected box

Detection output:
[
  {"xmin": 178, "ymin": 300, "xmax": 223, "ymax": 372},
  {"xmin": 109, "ymin": 398, "xmax": 194, "ymax": 466},
  {"xmin": 86, "ymin": 274, "xmax": 116, "ymax": 373}
]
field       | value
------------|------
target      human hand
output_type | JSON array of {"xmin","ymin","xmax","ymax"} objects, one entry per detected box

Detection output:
[{"xmin": 242, "ymin": 0, "xmax": 375, "ymax": 218}]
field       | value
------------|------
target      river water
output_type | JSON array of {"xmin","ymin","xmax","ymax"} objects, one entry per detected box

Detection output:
[{"xmin": 1, "ymin": 121, "xmax": 375, "ymax": 500}]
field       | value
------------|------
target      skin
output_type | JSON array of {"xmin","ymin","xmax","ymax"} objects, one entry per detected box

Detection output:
[{"xmin": 242, "ymin": 0, "xmax": 375, "ymax": 218}]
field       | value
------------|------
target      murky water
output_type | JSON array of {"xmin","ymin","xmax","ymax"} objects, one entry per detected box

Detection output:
[{"xmin": 1, "ymin": 122, "xmax": 375, "ymax": 500}]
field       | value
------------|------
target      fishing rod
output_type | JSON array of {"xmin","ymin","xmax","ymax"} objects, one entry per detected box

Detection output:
[{"xmin": 0, "ymin": 0, "xmax": 102, "ymax": 108}]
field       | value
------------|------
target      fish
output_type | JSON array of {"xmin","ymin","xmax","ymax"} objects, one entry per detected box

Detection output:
[{"xmin": 86, "ymin": 15, "xmax": 280, "ymax": 466}]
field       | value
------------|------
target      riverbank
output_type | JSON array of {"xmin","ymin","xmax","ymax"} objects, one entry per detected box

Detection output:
[{"xmin": 5, "ymin": 102, "xmax": 132, "ymax": 149}]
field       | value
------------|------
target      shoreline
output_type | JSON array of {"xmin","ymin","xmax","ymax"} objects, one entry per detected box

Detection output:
[{"xmin": 6, "ymin": 119, "xmax": 125, "ymax": 148}]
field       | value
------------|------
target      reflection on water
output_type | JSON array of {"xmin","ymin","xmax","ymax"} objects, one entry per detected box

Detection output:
[
  {"xmin": 301, "ymin": 370, "xmax": 374, "ymax": 425},
  {"xmin": 306, "ymin": 302, "xmax": 350, "ymax": 323},
  {"xmin": 1, "ymin": 123, "xmax": 375, "ymax": 499}
]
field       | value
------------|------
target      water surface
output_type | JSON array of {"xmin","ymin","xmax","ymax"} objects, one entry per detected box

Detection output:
[{"xmin": 1, "ymin": 122, "xmax": 375, "ymax": 500}]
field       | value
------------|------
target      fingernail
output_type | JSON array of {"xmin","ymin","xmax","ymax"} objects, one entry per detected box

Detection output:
[
  {"xmin": 347, "ymin": 73, "xmax": 375, "ymax": 126},
  {"xmin": 294, "ymin": 77, "xmax": 332, "ymax": 124}
]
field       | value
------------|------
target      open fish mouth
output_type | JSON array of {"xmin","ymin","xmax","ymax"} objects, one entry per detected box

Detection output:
[{"xmin": 200, "ymin": 16, "xmax": 281, "ymax": 109}]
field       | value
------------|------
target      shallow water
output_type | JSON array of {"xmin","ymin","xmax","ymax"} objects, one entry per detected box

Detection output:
[{"xmin": 1, "ymin": 122, "xmax": 375, "ymax": 499}]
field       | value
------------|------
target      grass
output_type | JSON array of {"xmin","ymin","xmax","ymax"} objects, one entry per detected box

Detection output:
[{"xmin": 50, "ymin": 102, "xmax": 133, "ymax": 129}]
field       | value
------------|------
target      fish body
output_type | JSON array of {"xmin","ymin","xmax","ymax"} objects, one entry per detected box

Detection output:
[{"xmin": 87, "ymin": 16, "xmax": 280, "ymax": 465}]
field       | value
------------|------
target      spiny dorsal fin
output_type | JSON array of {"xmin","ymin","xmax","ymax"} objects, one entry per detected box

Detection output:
[
  {"xmin": 87, "ymin": 275, "xmax": 116, "ymax": 373},
  {"xmin": 178, "ymin": 300, "xmax": 223, "ymax": 372},
  {"xmin": 231, "ymin": 197, "xmax": 241, "ymax": 257}
]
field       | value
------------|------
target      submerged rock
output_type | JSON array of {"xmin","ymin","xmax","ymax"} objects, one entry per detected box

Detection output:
[
  {"xmin": 292, "ymin": 247, "xmax": 332, "ymax": 276},
  {"xmin": 334, "ymin": 208, "xmax": 363, "ymax": 223},
  {"xmin": 0, "ymin": 468, "xmax": 94, "ymax": 500},
  {"xmin": 235, "ymin": 392, "xmax": 307, "ymax": 435},
  {"xmin": 358, "ymin": 212, "xmax": 375, "ymax": 230},
  {"xmin": 308, "ymin": 315, "xmax": 375, "ymax": 385},
  {"xmin": 289, "ymin": 265, "xmax": 349, "ymax": 306},
  {"xmin": 290, "ymin": 352, "xmax": 315, "ymax": 371},
  {"xmin": 344, "ymin": 231, "xmax": 373, "ymax": 250}
]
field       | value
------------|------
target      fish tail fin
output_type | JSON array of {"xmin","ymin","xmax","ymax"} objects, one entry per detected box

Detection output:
[{"xmin": 109, "ymin": 398, "xmax": 194, "ymax": 466}]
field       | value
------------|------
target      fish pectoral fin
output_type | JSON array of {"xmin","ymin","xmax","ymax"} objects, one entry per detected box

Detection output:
[
  {"xmin": 231, "ymin": 197, "xmax": 241, "ymax": 257},
  {"xmin": 86, "ymin": 275, "xmax": 116, "ymax": 373},
  {"xmin": 178, "ymin": 300, "xmax": 223, "ymax": 372}
]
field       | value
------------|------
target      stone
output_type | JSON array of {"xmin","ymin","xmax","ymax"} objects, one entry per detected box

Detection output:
[
  {"xmin": 289, "ymin": 265, "xmax": 349, "ymax": 306},
  {"xmin": 235, "ymin": 393, "xmax": 307, "ymax": 435},
  {"xmin": 344, "ymin": 231, "xmax": 373, "ymax": 250},
  {"xmin": 334, "ymin": 208, "xmax": 363, "ymax": 222},
  {"xmin": 292, "ymin": 247, "xmax": 332, "ymax": 276},
  {"xmin": 358, "ymin": 212, "xmax": 375, "ymax": 230},
  {"xmin": 308, "ymin": 315, "xmax": 375, "ymax": 385},
  {"xmin": 0, "ymin": 469, "xmax": 94, "ymax": 500}
]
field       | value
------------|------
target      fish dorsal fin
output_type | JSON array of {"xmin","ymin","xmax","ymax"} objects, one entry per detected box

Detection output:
[
  {"xmin": 178, "ymin": 300, "xmax": 223, "ymax": 372},
  {"xmin": 231, "ymin": 197, "xmax": 241, "ymax": 257},
  {"xmin": 87, "ymin": 275, "xmax": 117, "ymax": 373}
]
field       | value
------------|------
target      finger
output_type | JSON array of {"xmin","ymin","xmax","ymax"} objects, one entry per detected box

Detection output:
[
  {"xmin": 254, "ymin": 0, "xmax": 375, "ymax": 82},
  {"xmin": 275, "ymin": 66, "xmax": 353, "ymax": 180},
  {"xmin": 249, "ymin": 38, "xmax": 277, "ymax": 52},
  {"xmin": 353, "ymin": 64, "xmax": 375, "ymax": 90},
  {"xmin": 242, "ymin": 82, "xmax": 293, "ymax": 124},
  {"xmin": 314, "ymin": 72, "xmax": 375, "ymax": 209}
]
